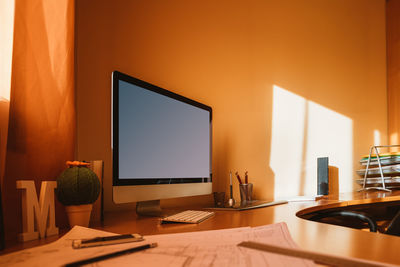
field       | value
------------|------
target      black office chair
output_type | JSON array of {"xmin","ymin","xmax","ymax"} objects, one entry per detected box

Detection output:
[
  {"xmin": 309, "ymin": 208, "xmax": 400, "ymax": 236},
  {"xmin": 309, "ymin": 210, "xmax": 378, "ymax": 232},
  {"xmin": 386, "ymin": 209, "xmax": 400, "ymax": 236}
]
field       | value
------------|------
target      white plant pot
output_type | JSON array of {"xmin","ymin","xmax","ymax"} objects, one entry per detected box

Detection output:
[{"xmin": 65, "ymin": 204, "xmax": 93, "ymax": 228}]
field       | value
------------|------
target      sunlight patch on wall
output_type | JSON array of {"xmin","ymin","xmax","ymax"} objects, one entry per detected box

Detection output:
[
  {"xmin": 270, "ymin": 85, "xmax": 353, "ymax": 198},
  {"xmin": 270, "ymin": 86, "xmax": 306, "ymax": 198},
  {"xmin": 374, "ymin": 130, "xmax": 381, "ymax": 146},
  {"xmin": 390, "ymin": 132, "xmax": 398, "ymax": 147}
]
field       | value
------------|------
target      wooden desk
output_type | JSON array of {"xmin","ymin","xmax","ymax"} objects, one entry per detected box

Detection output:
[
  {"xmin": 97, "ymin": 190, "xmax": 400, "ymax": 266},
  {"xmin": 2, "ymin": 190, "xmax": 400, "ymax": 266}
]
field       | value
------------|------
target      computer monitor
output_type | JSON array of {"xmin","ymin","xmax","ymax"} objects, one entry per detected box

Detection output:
[{"xmin": 112, "ymin": 71, "xmax": 212, "ymax": 216}]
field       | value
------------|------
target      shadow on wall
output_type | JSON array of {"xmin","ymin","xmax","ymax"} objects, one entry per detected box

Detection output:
[{"xmin": 269, "ymin": 85, "xmax": 353, "ymax": 198}]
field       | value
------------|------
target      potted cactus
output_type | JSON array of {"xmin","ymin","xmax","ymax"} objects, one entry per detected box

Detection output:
[{"xmin": 56, "ymin": 161, "xmax": 100, "ymax": 228}]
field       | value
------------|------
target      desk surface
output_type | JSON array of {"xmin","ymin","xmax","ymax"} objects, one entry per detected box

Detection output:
[
  {"xmin": 98, "ymin": 190, "xmax": 400, "ymax": 266},
  {"xmin": 2, "ymin": 190, "xmax": 400, "ymax": 265}
]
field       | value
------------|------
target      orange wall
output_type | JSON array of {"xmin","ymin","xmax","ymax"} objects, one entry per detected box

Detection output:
[
  {"xmin": 75, "ymin": 0, "xmax": 387, "ymax": 211},
  {"xmin": 387, "ymin": 0, "xmax": 400, "ymax": 145}
]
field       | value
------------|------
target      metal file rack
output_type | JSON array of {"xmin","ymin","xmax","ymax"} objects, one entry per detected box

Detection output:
[{"xmin": 358, "ymin": 145, "xmax": 400, "ymax": 192}]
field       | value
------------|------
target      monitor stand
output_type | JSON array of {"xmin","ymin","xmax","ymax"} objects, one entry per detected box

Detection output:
[{"xmin": 136, "ymin": 200, "xmax": 163, "ymax": 217}]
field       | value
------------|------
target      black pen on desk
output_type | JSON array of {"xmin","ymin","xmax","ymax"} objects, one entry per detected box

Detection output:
[{"xmin": 65, "ymin": 243, "xmax": 158, "ymax": 267}]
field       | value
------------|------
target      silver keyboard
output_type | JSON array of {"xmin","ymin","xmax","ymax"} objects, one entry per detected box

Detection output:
[{"xmin": 161, "ymin": 210, "xmax": 214, "ymax": 224}]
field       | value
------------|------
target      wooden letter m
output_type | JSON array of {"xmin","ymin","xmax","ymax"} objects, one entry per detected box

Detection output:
[{"xmin": 16, "ymin": 180, "xmax": 59, "ymax": 242}]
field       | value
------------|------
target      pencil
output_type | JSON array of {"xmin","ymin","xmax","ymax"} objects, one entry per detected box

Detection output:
[
  {"xmin": 64, "ymin": 243, "xmax": 157, "ymax": 267},
  {"xmin": 238, "ymin": 241, "xmax": 393, "ymax": 267}
]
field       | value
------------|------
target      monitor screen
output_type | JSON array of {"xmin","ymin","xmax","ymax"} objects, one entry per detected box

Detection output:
[{"xmin": 112, "ymin": 71, "xmax": 212, "ymax": 206}]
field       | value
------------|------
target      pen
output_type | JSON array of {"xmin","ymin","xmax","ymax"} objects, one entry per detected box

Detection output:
[
  {"xmin": 235, "ymin": 171, "xmax": 243, "ymax": 184},
  {"xmin": 65, "ymin": 243, "xmax": 158, "ymax": 267},
  {"xmin": 245, "ymin": 171, "xmax": 248, "ymax": 184},
  {"xmin": 230, "ymin": 171, "xmax": 233, "ymax": 198},
  {"xmin": 228, "ymin": 171, "xmax": 235, "ymax": 207},
  {"xmin": 72, "ymin": 234, "xmax": 143, "ymax": 248}
]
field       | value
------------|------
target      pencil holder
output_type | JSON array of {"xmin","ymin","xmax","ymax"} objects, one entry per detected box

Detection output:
[
  {"xmin": 213, "ymin": 192, "xmax": 225, "ymax": 207},
  {"xmin": 239, "ymin": 183, "xmax": 253, "ymax": 205}
]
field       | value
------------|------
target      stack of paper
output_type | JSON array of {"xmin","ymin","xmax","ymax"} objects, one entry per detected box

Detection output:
[
  {"xmin": 357, "ymin": 152, "xmax": 400, "ymax": 188},
  {"xmin": 359, "ymin": 152, "xmax": 400, "ymax": 166}
]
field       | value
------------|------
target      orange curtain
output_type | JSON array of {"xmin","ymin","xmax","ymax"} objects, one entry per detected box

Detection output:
[
  {"xmin": 3, "ymin": 0, "xmax": 75, "ymax": 243},
  {"xmin": 387, "ymin": 0, "xmax": 400, "ymax": 146}
]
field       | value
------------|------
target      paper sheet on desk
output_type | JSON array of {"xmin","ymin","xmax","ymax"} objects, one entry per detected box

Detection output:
[
  {"xmin": 0, "ymin": 226, "xmax": 139, "ymax": 267},
  {"xmin": 141, "ymin": 223, "xmax": 315, "ymax": 267},
  {"xmin": 0, "ymin": 223, "xmax": 314, "ymax": 267}
]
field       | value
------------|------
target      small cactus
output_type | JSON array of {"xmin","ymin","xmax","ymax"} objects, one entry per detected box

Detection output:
[{"xmin": 56, "ymin": 161, "xmax": 100, "ymax": 206}]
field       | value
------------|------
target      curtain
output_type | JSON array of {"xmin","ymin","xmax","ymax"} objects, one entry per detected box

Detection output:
[
  {"xmin": 2, "ymin": 0, "xmax": 75, "ymax": 243},
  {"xmin": 0, "ymin": 0, "xmax": 15, "ymax": 249}
]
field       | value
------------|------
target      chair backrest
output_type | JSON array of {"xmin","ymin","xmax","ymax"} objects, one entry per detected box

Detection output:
[
  {"xmin": 309, "ymin": 210, "xmax": 378, "ymax": 232},
  {"xmin": 386, "ymin": 209, "xmax": 400, "ymax": 236}
]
